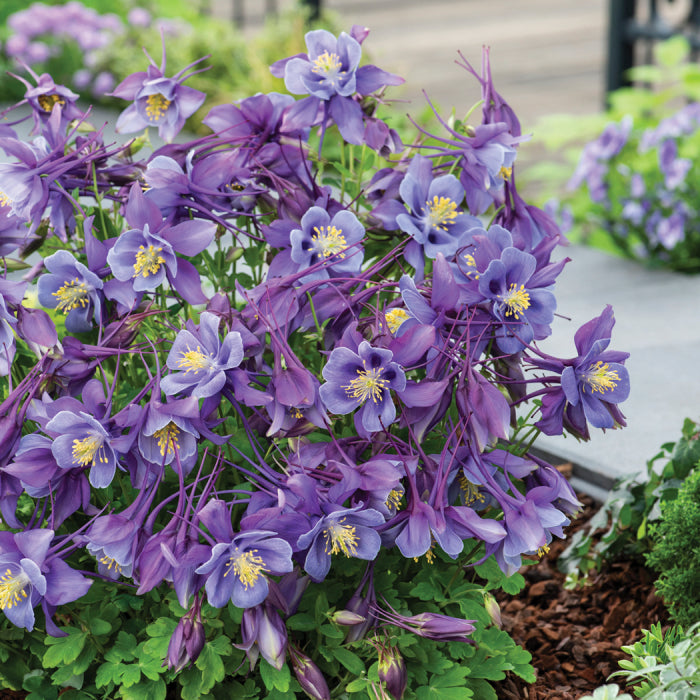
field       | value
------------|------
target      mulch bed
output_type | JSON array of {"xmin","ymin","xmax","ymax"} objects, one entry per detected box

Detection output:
[
  {"xmin": 494, "ymin": 491, "xmax": 670, "ymax": 700},
  {"xmin": 0, "ymin": 491, "xmax": 670, "ymax": 700}
]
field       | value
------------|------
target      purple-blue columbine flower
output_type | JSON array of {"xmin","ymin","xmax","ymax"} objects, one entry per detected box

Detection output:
[
  {"xmin": 166, "ymin": 596, "xmax": 206, "ymax": 672},
  {"xmin": 45, "ymin": 410, "xmax": 118, "ymax": 488},
  {"xmin": 0, "ymin": 529, "xmax": 91, "ymax": 632},
  {"xmin": 105, "ymin": 184, "xmax": 215, "ymax": 307},
  {"xmin": 559, "ymin": 316, "xmax": 630, "ymax": 431},
  {"xmin": 196, "ymin": 531, "xmax": 294, "ymax": 609},
  {"xmin": 283, "ymin": 29, "xmax": 362, "ymax": 100},
  {"xmin": 374, "ymin": 603, "xmax": 476, "ymax": 644},
  {"xmin": 111, "ymin": 46, "xmax": 207, "ymax": 143},
  {"xmin": 160, "ymin": 312, "xmax": 244, "ymax": 399},
  {"xmin": 297, "ymin": 505, "xmax": 384, "ymax": 582},
  {"xmin": 138, "ymin": 398, "xmax": 200, "ymax": 475},
  {"xmin": 658, "ymin": 139, "xmax": 691, "ymax": 191},
  {"xmin": 319, "ymin": 341, "xmax": 406, "ymax": 434},
  {"xmin": 533, "ymin": 305, "xmax": 630, "ymax": 438},
  {"xmin": 12, "ymin": 68, "xmax": 83, "ymax": 134},
  {"xmin": 395, "ymin": 155, "xmax": 479, "ymax": 278},
  {"xmin": 107, "ymin": 224, "xmax": 178, "ymax": 294},
  {"xmin": 37, "ymin": 250, "xmax": 103, "ymax": 333},
  {"xmin": 271, "ymin": 27, "xmax": 403, "ymax": 146},
  {"xmin": 464, "ymin": 225, "xmax": 557, "ymax": 354},
  {"xmin": 286, "ymin": 206, "xmax": 365, "ymax": 281}
]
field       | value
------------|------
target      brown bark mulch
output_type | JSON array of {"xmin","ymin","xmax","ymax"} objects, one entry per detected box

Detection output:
[{"xmin": 493, "ymin": 491, "xmax": 670, "ymax": 700}]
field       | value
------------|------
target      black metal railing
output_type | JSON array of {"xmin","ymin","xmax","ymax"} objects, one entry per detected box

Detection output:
[{"xmin": 607, "ymin": 0, "xmax": 700, "ymax": 95}]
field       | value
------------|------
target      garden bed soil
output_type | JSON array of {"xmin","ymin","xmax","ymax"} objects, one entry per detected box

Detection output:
[
  {"xmin": 494, "ymin": 490, "xmax": 670, "ymax": 700},
  {"xmin": 0, "ymin": 490, "xmax": 669, "ymax": 700}
]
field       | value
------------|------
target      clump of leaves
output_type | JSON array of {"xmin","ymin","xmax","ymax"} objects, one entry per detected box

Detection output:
[
  {"xmin": 646, "ymin": 468, "xmax": 700, "ymax": 627},
  {"xmin": 558, "ymin": 418, "xmax": 700, "ymax": 581},
  {"xmin": 610, "ymin": 622, "xmax": 700, "ymax": 698}
]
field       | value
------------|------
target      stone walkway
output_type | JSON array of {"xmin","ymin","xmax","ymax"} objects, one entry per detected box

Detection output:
[{"xmin": 533, "ymin": 245, "xmax": 700, "ymax": 499}]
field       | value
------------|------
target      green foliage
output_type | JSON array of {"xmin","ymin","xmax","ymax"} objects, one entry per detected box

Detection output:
[
  {"xmin": 558, "ymin": 418, "xmax": 700, "ymax": 579},
  {"xmin": 646, "ymin": 468, "xmax": 700, "ymax": 627},
  {"xmin": 609, "ymin": 623, "xmax": 700, "ymax": 698},
  {"xmin": 0, "ymin": 546, "xmax": 534, "ymax": 698}
]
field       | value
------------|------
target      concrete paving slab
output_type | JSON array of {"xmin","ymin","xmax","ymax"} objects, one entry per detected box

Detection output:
[{"xmin": 533, "ymin": 245, "xmax": 700, "ymax": 489}]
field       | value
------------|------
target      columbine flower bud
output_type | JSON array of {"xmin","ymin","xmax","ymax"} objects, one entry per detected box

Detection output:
[
  {"xmin": 331, "ymin": 609, "xmax": 367, "ymax": 626},
  {"xmin": 165, "ymin": 601, "xmax": 206, "ymax": 673},
  {"xmin": 289, "ymin": 645, "xmax": 330, "ymax": 700},
  {"xmin": 483, "ymin": 591, "xmax": 502, "ymax": 628},
  {"xmin": 377, "ymin": 642, "xmax": 407, "ymax": 700}
]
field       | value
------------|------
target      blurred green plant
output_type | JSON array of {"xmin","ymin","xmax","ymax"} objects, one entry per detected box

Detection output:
[
  {"xmin": 0, "ymin": 1, "xmax": 330, "ymax": 133},
  {"xmin": 530, "ymin": 36, "xmax": 700, "ymax": 271},
  {"xmin": 646, "ymin": 468, "xmax": 700, "ymax": 627},
  {"xmin": 610, "ymin": 622, "xmax": 700, "ymax": 698},
  {"xmin": 558, "ymin": 418, "xmax": 700, "ymax": 581}
]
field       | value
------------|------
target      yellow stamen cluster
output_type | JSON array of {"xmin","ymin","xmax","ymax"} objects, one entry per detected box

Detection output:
[
  {"xmin": 463, "ymin": 253, "xmax": 480, "ymax": 280},
  {"xmin": 312, "ymin": 51, "xmax": 343, "ymax": 79},
  {"xmin": 385, "ymin": 308, "xmax": 410, "ymax": 335},
  {"xmin": 153, "ymin": 422, "xmax": 181, "ymax": 457},
  {"xmin": 177, "ymin": 346, "xmax": 213, "ymax": 373},
  {"xmin": 312, "ymin": 225, "xmax": 347, "ymax": 258},
  {"xmin": 224, "ymin": 548, "xmax": 266, "ymax": 588},
  {"xmin": 0, "ymin": 568, "xmax": 28, "ymax": 610},
  {"xmin": 385, "ymin": 488, "xmax": 403, "ymax": 512},
  {"xmin": 324, "ymin": 519, "xmax": 359, "ymax": 557},
  {"xmin": 99, "ymin": 556, "xmax": 123, "ymax": 575},
  {"xmin": 37, "ymin": 93, "xmax": 66, "ymax": 112},
  {"xmin": 426, "ymin": 195, "xmax": 458, "ymax": 231},
  {"xmin": 144, "ymin": 93, "xmax": 171, "ymax": 122},
  {"xmin": 499, "ymin": 166, "xmax": 513, "ymax": 181},
  {"xmin": 501, "ymin": 283, "xmax": 531, "ymax": 319},
  {"xmin": 52, "ymin": 277, "xmax": 89, "ymax": 313},
  {"xmin": 72, "ymin": 434, "xmax": 107, "ymax": 468},
  {"xmin": 133, "ymin": 244, "xmax": 165, "ymax": 278},
  {"xmin": 537, "ymin": 544, "xmax": 550, "ymax": 558},
  {"xmin": 343, "ymin": 365, "xmax": 388, "ymax": 405},
  {"xmin": 413, "ymin": 545, "xmax": 436, "ymax": 564},
  {"xmin": 457, "ymin": 472, "xmax": 485, "ymax": 506},
  {"xmin": 583, "ymin": 361, "xmax": 619, "ymax": 394},
  {"xmin": 0, "ymin": 191, "xmax": 11, "ymax": 208}
]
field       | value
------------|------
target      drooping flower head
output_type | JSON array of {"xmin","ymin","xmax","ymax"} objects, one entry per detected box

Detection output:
[
  {"xmin": 160, "ymin": 312, "xmax": 244, "ymax": 399},
  {"xmin": 46, "ymin": 410, "xmax": 119, "ymax": 489},
  {"xmin": 0, "ymin": 529, "xmax": 91, "ymax": 632},
  {"xmin": 37, "ymin": 250, "xmax": 104, "ymax": 333},
  {"xmin": 13, "ymin": 68, "xmax": 83, "ymax": 134},
  {"xmin": 111, "ymin": 42, "xmax": 207, "ymax": 142},
  {"xmin": 533, "ymin": 305, "xmax": 630, "ymax": 439}
]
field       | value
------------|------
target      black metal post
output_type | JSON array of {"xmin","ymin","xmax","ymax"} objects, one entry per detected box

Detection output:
[
  {"xmin": 301, "ymin": 0, "xmax": 321, "ymax": 22},
  {"xmin": 606, "ymin": 0, "xmax": 637, "ymax": 99}
]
